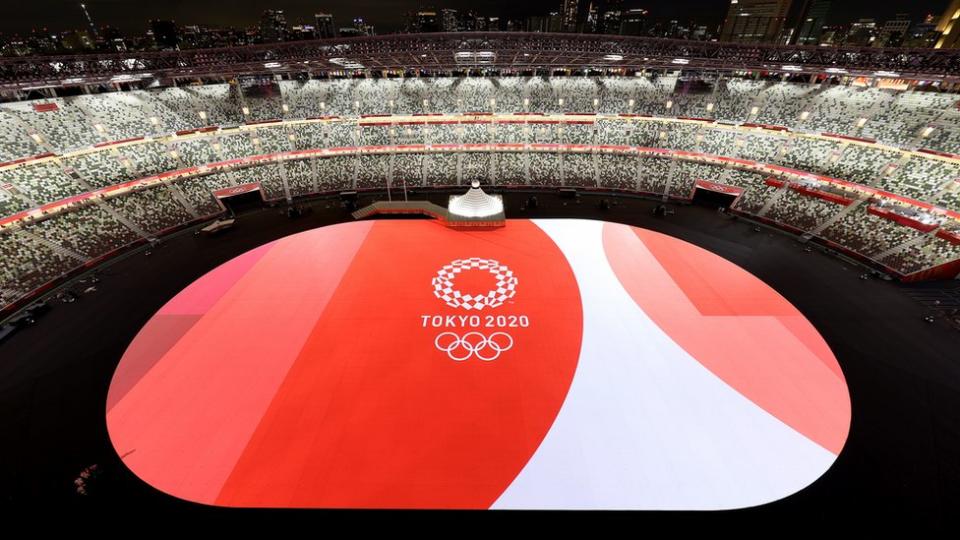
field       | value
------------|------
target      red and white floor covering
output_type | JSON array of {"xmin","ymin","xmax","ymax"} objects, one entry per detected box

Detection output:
[{"xmin": 106, "ymin": 219, "xmax": 850, "ymax": 509}]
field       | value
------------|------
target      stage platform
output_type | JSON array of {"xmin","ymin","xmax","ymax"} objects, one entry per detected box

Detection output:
[{"xmin": 106, "ymin": 218, "xmax": 849, "ymax": 509}]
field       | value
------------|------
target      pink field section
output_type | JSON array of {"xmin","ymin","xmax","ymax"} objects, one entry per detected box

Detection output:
[
  {"xmin": 106, "ymin": 221, "xmax": 374, "ymax": 504},
  {"xmin": 603, "ymin": 223, "xmax": 850, "ymax": 454}
]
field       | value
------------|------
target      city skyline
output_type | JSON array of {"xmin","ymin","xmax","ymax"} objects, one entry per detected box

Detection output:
[{"xmin": 0, "ymin": 0, "xmax": 949, "ymax": 36}]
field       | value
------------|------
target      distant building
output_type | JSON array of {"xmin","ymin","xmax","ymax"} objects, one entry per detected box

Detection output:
[
  {"xmin": 620, "ymin": 8, "xmax": 648, "ymax": 36},
  {"xmin": 719, "ymin": 0, "xmax": 793, "ymax": 44},
  {"xmin": 149, "ymin": 20, "xmax": 179, "ymax": 50},
  {"xmin": 259, "ymin": 9, "xmax": 287, "ymax": 42},
  {"xmin": 441, "ymin": 9, "xmax": 459, "ymax": 32},
  {"xmin": 561, "ymin": 0, "xmax": 580, "ymax": 32},
  {"xmin": 60, "ymin": 30, "xmax": 96, "ymax": 51},
  {"xmin": 844, "ymin": 18, "xmax": 877, "ymax": 47},
  {"xmin": 353, "ymin": 17, "xmax": 375, "ymax": 36},
  {"xmin": 315, "ymin": 13, "xmax": 336, "ymax": 39},
  {"xmin": 903, "ymin": 15, "xmax": 940, "ymax": 48},
  {"xmin": 99, "ymin": 26, "xmax": 127, "ymax": 52},
  {"xmin": 547, "ymin": 12, "xmax": 564, "ymax": 32},
  {"xmin": 935, "ymin": 0, "xmax": 960, "ymax": 48},
  {"xmin": 527, "ymin": 15, "xmax": 548, "ymax": 32},
  {"xmin": 290, "ymin": 25, "xmax": 315, "ymax": 40},
  {"xmin": 788, "ymin": 0, "xmax": 830, "ymax": 45},
  {"xmin": 599, "ymin": 0, "xmax": 624, "ymax": 35},
  {"xmin": 413, "ymin": 11, "xmax": 440, "ymax": 33},
  {"xmin": 876, "ymin": 13, "xmax": 911, "ymax": 48}
]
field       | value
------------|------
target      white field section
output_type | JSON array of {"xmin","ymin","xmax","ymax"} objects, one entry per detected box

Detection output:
[{"xmin": 491, "ymin": 219, "xmax": 838, "ymax": 510}]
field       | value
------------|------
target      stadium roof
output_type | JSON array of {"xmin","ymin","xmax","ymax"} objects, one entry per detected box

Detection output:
[{"xmin": 2, "ymin": 32, "xmax": 959, "ymax": 91}]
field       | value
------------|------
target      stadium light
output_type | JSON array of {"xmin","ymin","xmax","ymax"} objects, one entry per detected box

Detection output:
[
  {"xmin": 263, "ymin": 62, "xmax": 282, "ymax": 69},
  {"xmin": 603, "ymin": 54, "xmax": 624, "ymax": 61},
  {"xmin": 782, "ymin": 65, "xmax": 802, "ymax": 72},
  {"xmin": 874, "ymin": 71, "xmax": 900, "ymax": 78},
  {"xmin": 825, "ymin": 68, "xmax": 848, "ymax": 74},
  {"xmin": 671, "ymin": 58, "xmax": 690, "ymax": 65}
]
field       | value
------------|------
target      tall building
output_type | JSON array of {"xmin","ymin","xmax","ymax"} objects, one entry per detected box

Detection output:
[
  {"xmin": 904, "ymin": 15, "xmax": 940, "ymax": 48},
  {"xmin": 843, "ymin": 18, "xmax": 877, "ymax": 46},
  {"xmin": 260, "ymin": 10, "xmax": 287, "ymax": 42},
  {"xmin": 315, "ymin": 13, "xmax": 336, "ymax": 39},
  {"xmin": 599, "ymin": 0, "xmax": 624, "ymax": 34},
  {"xmin": 876, "ymin": 13, "xmax": 911, "ymax": 48},
  {"xmin": 149, "ymin": 19, "xmax": 179, "ymax": 50},
  {"xmin": 788, "ymin": 0, "xmax": 830, "ymax": 45},
  {"xmin": 935, "ymin": 0, "xmax": 960, "ymax": 48},
  {"xmin": 719, "ymin": 0, "xmax": 793, "ymax": 43},
  {"xmin": 620, "ymin": 8, "xmax": 648, "ymax": 36},
  {"xmin": 412, "ymin": 11, "xmax": 440, "ymax": 33},
  {"xmin": 60, "ymin": 30, "xmax": 95, "ymax": 51},
  {"xmin": 354, "ymin": 17, "xmax": 375, "ymax": 36},
  {"xmin": 561, "ymin": 0, "xmax": 580, "ymax": 32}
]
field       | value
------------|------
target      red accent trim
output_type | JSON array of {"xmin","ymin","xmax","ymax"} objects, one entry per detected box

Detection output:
[
  {"xmin": 765, "ymin": 177, "xmax": 786, "ymax": 188},
  {"xmin": 790, "ymin": 184, "xmax": 854, "ymax": 206},
  {"xmin": 867, "ymin": 205, "xmax": 939, "ymax": 233},
  {"xmin": 213, "ymin": 182, "xmax": 261, "ymax": 199},
  {"xmin": 936, "ymin": 228, "xmax": 960, "ymax": 245},
  {"xmin": 917, "ymin": 148, "xmax": 960, "ymax": 160},
  {"xmin": 694, "ymin": 179, "xmax": 745, "ymax": 196}
]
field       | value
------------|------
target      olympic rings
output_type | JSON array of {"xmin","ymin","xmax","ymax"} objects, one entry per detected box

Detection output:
[{"xmin": 434, "ymin": 331, "xmax": 514, "ymax": 361}]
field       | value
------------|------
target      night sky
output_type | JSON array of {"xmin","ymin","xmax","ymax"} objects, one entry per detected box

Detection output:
[{"xmin": 0, "ymin": 0, "xmax": 951, "ymax": 37}]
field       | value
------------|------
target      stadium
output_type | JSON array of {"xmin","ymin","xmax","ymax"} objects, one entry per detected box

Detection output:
[{"xmin": 1, "ymin": 29, "xmax": 959, "ymax": 523}]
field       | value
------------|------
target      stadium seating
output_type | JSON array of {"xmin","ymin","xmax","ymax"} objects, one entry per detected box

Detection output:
[{"xmin": 2, "ymin": 75, "xmax": 960, "ymax": 312}]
